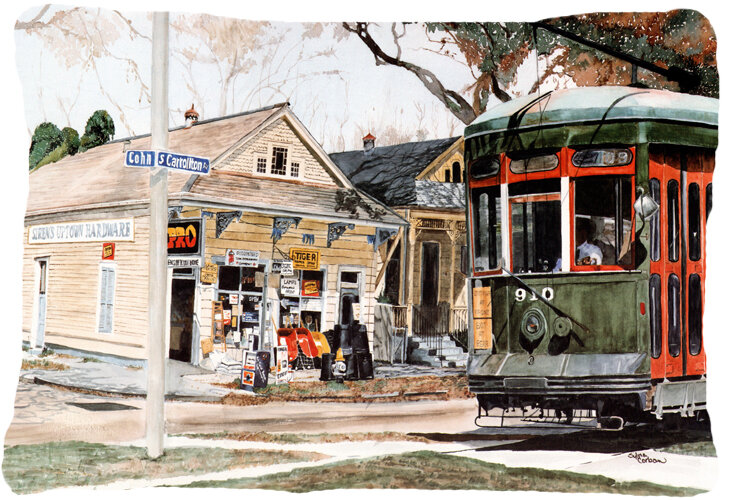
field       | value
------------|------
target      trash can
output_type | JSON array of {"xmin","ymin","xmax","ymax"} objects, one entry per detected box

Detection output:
[
  {"xmin": 357, "ymin": 351, "xmax": 374, "ymax": 379},
  {"xmin": 319, "ymin": 352, "xmax": 335, "ymax": 381}
]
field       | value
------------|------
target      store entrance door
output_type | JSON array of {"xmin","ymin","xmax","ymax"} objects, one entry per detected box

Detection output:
[{"xmin": 169, "ymin": 277, "xmax": 196, "ymax": 362}]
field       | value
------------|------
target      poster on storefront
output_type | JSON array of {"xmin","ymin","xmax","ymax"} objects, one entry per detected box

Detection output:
[
  {"xmin": 200, "ymin": 262, "xmax": 218, "ymax": 284},
  {"xmin": 226, "ymin": 249, "xmax": 259, "ymax": 267},
  {"xmin": 301, "ymin": 279, "xmax": 320, "ymax": 297},
  {"xmin": 271, "ymin": 259, "xmax": 294, "ymax": 275},
  {"xmin": 281, "ymin": 277, "xmax": 299, "ymax": 296},
  {"xmin": 229, "ymin": 294, "xmax": 239, "ymax": 304},
  {"xmin": 289, "ymin": 248, "xmax": 320, "ymax": 270}
]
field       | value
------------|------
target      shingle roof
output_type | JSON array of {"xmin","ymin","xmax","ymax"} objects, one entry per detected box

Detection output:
[
  {"xmin": 413, "ymin": 180, "xmax": 465, "ymax": 209},
  {"xmin": 329, "ymin": 137, "xmax": 460, "ymax": 207},
  {"xmin": 26, "ymin": 104, "xmax": 404, "ymax": 227}
]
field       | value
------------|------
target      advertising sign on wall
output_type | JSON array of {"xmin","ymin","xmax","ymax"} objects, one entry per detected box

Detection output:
[
  {"xmin": 200, "ymin": 262, "xmax": 218, "ymax": 284},
  {"xmin": 281, "ymin": 278, "xmax": 300, "ymax": 296},
  {"xmin": 102, "ymin": 242, "xmax": 115, "ymax": 260},
  {"xmin": 472, "ymin": 287, "xmax": 493, "ymax": 350},
  {"xmin": 226, "ymin": 249, "xmax": 259, "ymax": 267},
  {"xmin": 167, "ymin": 219, "xmax": 201, "ymax": 255},
  {"xmin": 289, "ymin": 248, "xmax": 320, "ymax": 270}
]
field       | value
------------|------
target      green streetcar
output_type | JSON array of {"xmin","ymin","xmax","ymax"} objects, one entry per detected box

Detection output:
[{"xmin": 463, "ymin": 86, "xmax": 717, "ymax": 429}]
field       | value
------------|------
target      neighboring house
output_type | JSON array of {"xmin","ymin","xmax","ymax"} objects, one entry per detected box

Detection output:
[
  {"xmin": 330, "ymin": 135, "xmax": 468, "ymax": 359},
  {"xmin": 23, "ymin": 104, "xmax": 405, "ymax": 366}
]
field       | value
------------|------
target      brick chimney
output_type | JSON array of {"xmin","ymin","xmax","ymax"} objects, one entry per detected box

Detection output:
[
  {"xmin": 184, "ymin": 104, "xmax": 199, "ymax": 128},
  {"xmin": 363, "ymin": 133, "xmax": 376, "ymax": 154}
]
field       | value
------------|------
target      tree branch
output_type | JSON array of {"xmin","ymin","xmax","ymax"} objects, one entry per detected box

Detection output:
[{"xmin": 344, "ymin": 22, "xmax": 477, "ymax": 124}]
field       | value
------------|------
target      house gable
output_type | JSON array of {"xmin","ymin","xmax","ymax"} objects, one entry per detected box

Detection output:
[
  {"xmin": 212, "ymin": 109, "xmax": 351, "ymax": 188},
  {"xmin": 415, "ymin": 137, "xmax": 465, "ymax": 183}
]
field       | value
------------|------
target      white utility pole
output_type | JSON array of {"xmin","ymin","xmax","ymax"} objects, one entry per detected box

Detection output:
[{"xmin": 146, "ymin": 11, "xmax": 169, "ymax": 459}]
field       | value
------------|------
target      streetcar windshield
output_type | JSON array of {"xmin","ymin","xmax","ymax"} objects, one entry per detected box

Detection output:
[
  {"xmin": 510, "ymin": 179, "xmax": 561, "ymax": 273},
  {"xmin": 471, "ymin": 185, "xmax": 501, "ymax": 271},
  {"xmin": 573, "ymin": 176, "xmax": 633, "ymax": 266}
]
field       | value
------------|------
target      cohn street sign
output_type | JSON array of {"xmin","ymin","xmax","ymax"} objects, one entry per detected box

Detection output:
[{"xmin": 125, "ymin": 150, "xmax": 210, "ymax": 175}]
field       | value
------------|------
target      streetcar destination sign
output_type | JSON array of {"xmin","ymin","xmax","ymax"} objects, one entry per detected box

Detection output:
[{"xmin": 125, "ymin": 150, "xmax": 210, "ymax": 175}]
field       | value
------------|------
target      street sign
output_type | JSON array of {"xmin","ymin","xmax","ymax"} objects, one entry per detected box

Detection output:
[{"xmin": 125, "ymin": 150, "xmax": 210, "ymax": 175}]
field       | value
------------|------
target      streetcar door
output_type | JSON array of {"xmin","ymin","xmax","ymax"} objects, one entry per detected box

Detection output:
[{"xmin": 649, "ymin": 147, "xmax": 711, "ymax": 379}]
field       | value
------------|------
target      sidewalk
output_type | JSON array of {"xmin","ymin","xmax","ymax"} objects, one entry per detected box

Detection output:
[
  {"xmin": 19, "ymin": 351, "xmax": 231, "ymax": 400},
  {"xmin": 18, "ymin": 350, "xmax": 466, "ymax": 401}
]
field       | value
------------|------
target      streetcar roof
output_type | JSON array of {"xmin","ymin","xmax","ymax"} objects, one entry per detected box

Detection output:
[{"xmin": 465, "ymin": 87, "xmax": 718, "ymax": 139}]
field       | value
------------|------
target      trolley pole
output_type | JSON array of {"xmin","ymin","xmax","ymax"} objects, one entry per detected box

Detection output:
[{"xmin": 146, "ymin": 11, "xmax": 169, "ymax": 459}]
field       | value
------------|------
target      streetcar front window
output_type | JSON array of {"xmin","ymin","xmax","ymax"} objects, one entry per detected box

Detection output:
[
  {"xmin": 509, "ymin": 179, "xmax": 561, "ymax": 273},
  {"xmin": 471, "ymin": 186, "xmax": 501, "ymax": 271},
  {"xmin": 573, "ymin": 176, "xmax": 633, "ymax": 267}
]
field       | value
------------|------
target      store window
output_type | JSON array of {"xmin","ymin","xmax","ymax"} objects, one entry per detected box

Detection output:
[
  {"xmin": 216, "ymin": 265, "xmax": 265, "ymax": 345},
  {"xmin": 278, "ymin": 269, "xmax": 326, "ymax": 330}
]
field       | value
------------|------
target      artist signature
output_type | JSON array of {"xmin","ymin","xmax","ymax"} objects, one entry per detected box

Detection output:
[{"xmin": 627, "ymin": 452, "xmax": 667, "ymax": 464}]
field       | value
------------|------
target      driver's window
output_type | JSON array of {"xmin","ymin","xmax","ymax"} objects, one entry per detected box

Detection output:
[{"xmin": 573, "ymin": 176, "xmax": 633, "ymax": 267}]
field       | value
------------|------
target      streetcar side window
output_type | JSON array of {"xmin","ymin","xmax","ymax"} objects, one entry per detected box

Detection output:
[
  {"xmin": 649, "ymin": 178, "xmax": 661, "ymax": 262},
  {"xmin": 689, "ymin": 273, "xmax": 703, "ymax": 356},
  {"xmin": 688, "ymin": 183, "xmax": 701, "ymax": 261},
  {"xmin": 471, "ymin": 186, "xmax": 501, "ymax": 271},
  {"xmin": 573, "ymin": 176, "xmax": 633, "ymax": 267},
  {"xmin": 668, "ymin": 273, "xmax": 681, "ymax": 357},
  {"xmin": 667, "ymin": 180, "xmax": 680, "ymax": 262},
  {"xmin": 706, "ymin": 183, "xmax": 713, "ymax": 221},
  {"xmin": 649, "ymin": 274, "xmax": 662, "ymax": 359}
]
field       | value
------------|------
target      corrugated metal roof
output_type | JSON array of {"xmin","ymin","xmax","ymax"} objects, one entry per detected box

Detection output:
[
  {"xmin": 330, "ymin": 137, "xmax": 460, "ymax": 206},
  {"xmin": 465, "ymin": 87, "xmax": 718, "ymax": 138}
]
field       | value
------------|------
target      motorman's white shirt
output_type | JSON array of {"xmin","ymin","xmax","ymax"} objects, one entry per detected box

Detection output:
[{"xmin": 577, "ymin": 241, "xmax": 603, "ymax": 265}]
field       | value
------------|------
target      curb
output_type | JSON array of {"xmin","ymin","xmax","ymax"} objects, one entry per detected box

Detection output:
[{"xmin": 25, "ymin": 375, "xmax": 225, "ymax": 403}]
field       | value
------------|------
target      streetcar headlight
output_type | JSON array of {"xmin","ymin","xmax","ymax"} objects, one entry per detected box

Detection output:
[{"xmin": 520, "ymin": 308, "xmax": 547, "ymax": 342}]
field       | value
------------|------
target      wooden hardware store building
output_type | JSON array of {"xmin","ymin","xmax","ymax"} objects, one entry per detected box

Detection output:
[{"xmin": 22, "ymin": 103, "xmax": 405, "ymax": 366}]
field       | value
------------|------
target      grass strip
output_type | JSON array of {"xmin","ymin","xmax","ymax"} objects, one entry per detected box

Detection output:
[
  {"xmin": 2, "ymin": 440, "xmax": 325, "ymax": 494},
  {"xmin": 183, "ymin": 450, "xmax": 706, "ymax": 496}
]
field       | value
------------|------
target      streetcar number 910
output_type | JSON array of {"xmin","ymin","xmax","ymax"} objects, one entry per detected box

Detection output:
[{"xmin": 515, "ymin": 287, "xmax": 554, "ymax": 302}]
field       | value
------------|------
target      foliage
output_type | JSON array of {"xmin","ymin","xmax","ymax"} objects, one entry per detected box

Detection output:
[
  {"xmin": 28, "ymin": 122, "xmax": 63, "ymax": 170},
  {"xmin": 31, "ymin": 124, "xmax": 84, "ymax": 170},
  {"xmin": 335, "ymin": 189, "xmax": 386, "ymax": 220},
  {"xmin": 79, "ymin": 110, "xmax": 115, "ymax": 151},
  {"xmin": 347, "ymin": 11, "xmax": 717, "ymax": 124},
  {"xmin": 61, "ymin": 126, "xmax": 80, "ymax": 155}
]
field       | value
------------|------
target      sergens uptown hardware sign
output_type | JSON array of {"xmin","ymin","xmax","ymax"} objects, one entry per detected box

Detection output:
[
  {"xmin": 29, "ymin": 219, "xmax": 134, "ymax": 244},
  {"xmin": 125, "ymin": 150, "xmax": 210, "ymax": 175}
]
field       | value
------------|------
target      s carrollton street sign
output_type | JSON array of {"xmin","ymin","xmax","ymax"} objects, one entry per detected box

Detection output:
[{"xmin": 125, "ymin": 150, "xmax": 210, "ymax": 175}]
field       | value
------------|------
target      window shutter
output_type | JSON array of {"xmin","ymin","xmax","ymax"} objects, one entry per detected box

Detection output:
[{"xmin": 98, "ymin": 267, "xmax": 115, "ymax": 333}]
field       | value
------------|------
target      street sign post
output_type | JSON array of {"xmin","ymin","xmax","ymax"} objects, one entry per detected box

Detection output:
[{"xmin": 126, "ymin": 150, "xmax": 210, "ymax": 175}]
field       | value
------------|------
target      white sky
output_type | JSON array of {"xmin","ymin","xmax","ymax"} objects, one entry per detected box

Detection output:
[{"xmin": 1, "ymin": 2, "xmax": 738, "ymax": 500}]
